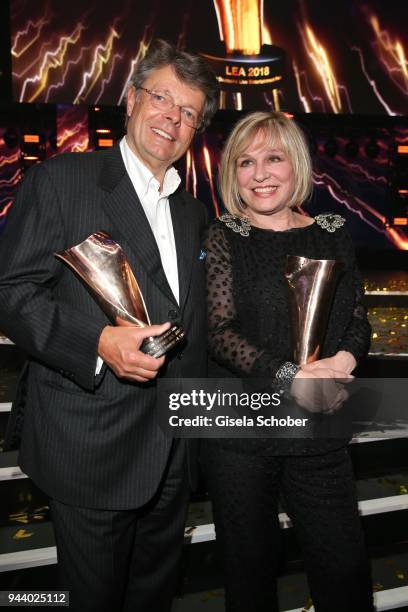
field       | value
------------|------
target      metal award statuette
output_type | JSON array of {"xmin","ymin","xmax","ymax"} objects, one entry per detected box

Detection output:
[
  {"xmin": 55, "ymin": 231, "xmax": 185, "ymax": 358},
  {"xmin": 285, "ymin": 256, "xmax": 343, "ymax": 364}
]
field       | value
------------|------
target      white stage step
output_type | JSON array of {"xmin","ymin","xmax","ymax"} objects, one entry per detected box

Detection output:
[
  {"xmin": 1, "ymin": 493, "xmax": 407, "ymax": 572},
  {"xmin": 285, "ymin": 585, "xmax": 408, "ymax": 611}
]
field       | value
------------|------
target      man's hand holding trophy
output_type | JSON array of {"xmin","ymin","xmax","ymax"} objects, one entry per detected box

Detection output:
[{"xmin": 56, "ymin": 231, "xmax": 185, "ymax": 383}]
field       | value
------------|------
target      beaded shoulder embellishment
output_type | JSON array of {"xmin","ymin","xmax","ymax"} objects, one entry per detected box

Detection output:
[
  {"xmin": 218, "ymin": 213, "xmax": 251, "ymax": 237},
  {"xmin": 315, "ymin": 213, "xmax": 345, "ymax": 233}
]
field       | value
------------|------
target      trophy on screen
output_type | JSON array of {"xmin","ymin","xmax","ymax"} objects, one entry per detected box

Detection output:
[
  {"xmin": 201, "ymin": 0, "xmax": 286, "ymax": 110},
  {"xmin": 285, "ymin": 256, "xmax": 343, "ymax": 364},
  {"xmin": 55, "ymin": 231, "xmax": 184, "ymax": 358}
]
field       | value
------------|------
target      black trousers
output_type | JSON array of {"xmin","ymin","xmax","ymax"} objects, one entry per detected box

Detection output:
[
  {"xmin": 49, "ymin": 440, "xmax": 189, "ymax": 612},
  {"xmin": 201, "ymin": 443, "xmax": 374, "ymax": 612}
]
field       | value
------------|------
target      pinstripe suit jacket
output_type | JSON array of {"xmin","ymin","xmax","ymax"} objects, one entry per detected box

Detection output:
[{"xmin": 0, "ymin": 145, "xmax": 207, "ymax": 509}]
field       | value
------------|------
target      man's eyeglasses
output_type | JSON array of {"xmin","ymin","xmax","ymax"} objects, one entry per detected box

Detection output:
[{"xmin": 139, "ymin": 87, "xmax": 202, "ymax": 130}]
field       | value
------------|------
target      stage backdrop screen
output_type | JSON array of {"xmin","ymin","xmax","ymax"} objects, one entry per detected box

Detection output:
[{"xmin": 10, "ymin": 0, "xmax": 407, "ymax": 115}]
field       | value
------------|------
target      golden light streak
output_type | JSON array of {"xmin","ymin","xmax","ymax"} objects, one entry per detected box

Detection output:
[
  {"xmin": 11, "ymin": 18, "xmax": 49, "ymax": 59},
  {"xmin": 313, "ymin": 171, "xmax": 385, "ymax": 224},
  {"xmin": 94, "ymin": 52, "xmax": 123, "ymax": 104},
  {"xmin": 203, "ymin": 145, "xmax": 220, "ymax": 217},
  {"xmin": 56, "ymin": 105, "xmax": 89, "ymax": 153},
  {"xmin": 20, "ymin": 24, "xmax": 85, "ymax": 102},
  {"xmin": 213, "ymin": 1, "xmax": 225, "ymax": 42},
  {"xmin": 272, "ymin": 89, "xmax": 280, "ymax": 110},
  {"xmin": 184, "ymin": 147, "xmax": 197, "ymax": 198},
  {"xmin": 191, "ymin": 150, "xmax": 197, "ymax": 199},
  {"xmin": 0, "ymin": 201, "xmax": 13, "ymax": 218},
  {"xmin": 313, "ymin": 171, "xmax": 408, "ymax": 250},
  {"xmin": 219, "ymin": 91, "xmax": 227, "ymax": 110},
  {"xmin": 0, "ymin": 169, "xmax": 21, "ymax": 187},
  {"xmin": 262, "ymin": 23, "xmax": 273, "ymax": 46},
  {"xmin": 354, "ymin": 195, "xmax": 386, "ymax": 224},
  {"xmin": 337, "ymin": 159, "xmax": 387, "ymax": 184},
  {"xmin": 0, "ymin": 152, "xmax": 20, "ymax": 166},
  {"xmin": 292, "ymin": 62, "xmax": 311, "ymax": 112},
  {"xmin": 214, "ymin": 0, "xmax": 234, "ymax": 49},
  {"xmin": 369, "ymin": 15, "xmax": 408, "ymax": 91},
  {"xmin": 57, "ymin": 132, "xmax": 89, "ymax": 154},
  {"xmin": 41, "ymin": 44, "xmax": 96, "ymax": 102},
  {"xmin": 74, "ymin": 28, "xmax": 119, "ymax": 104},
  {"xmin": 214, "ymin": 0, "xmax": 262, "ymax": 55},
  {"xmin": 352, "ymin": 46, "xmax": 397, "ymax": 115},
  {"xmin": 118, "ymin": 35, "xmax": 152, "ymax": 104},
  {"xmin": 387, "ymin": 227, "xmax": 408, "ymax": 250},
  {"xmin": 14, "ymin": 50, "xmax": 46, "ymax": 80},
  {"xmin": 233, "ymin": 92, "xmax": 243, "ymax": 110},
  {"xmin": 57, "ymin": 127, "xmax": 83, "ymax": 148},
  {"xmin": 70, "ymin": 140, "xmax": 89, "ymax": 153},
  {"xmin": 395, "ymin": 42, "xmax": 408, "ymax": 87},
  {"xmin": 186, "ymin": 148, "xmax": 192, "ymax": 192},
  {"xmin": 303, "ymin": 24, "xmax": 342, "ymax": 113}
]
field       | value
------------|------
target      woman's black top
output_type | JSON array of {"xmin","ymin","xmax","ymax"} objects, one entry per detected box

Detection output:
[{"xmin": 205, "ymin": 212, "xmax": 371, "ymax": 455}]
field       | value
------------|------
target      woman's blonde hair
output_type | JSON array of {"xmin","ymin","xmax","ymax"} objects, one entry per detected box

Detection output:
[{"xmin": 219, "ymin": 111, "xmax": 313, "ymax": 215}]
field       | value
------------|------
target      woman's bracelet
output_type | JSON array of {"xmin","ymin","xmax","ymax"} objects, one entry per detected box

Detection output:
[{"xmin": 275, "ymin": 361, "xmax": 300, "ymax": 390}]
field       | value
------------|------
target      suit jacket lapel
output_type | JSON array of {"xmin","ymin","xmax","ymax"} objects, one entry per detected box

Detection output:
[
  {"xmin": 170, "ymin": 190, "xmax": 195, "ymax": 314},
  {"xmin": 98, "ymin": 145, "xmax": 177, "ymax": 307}
]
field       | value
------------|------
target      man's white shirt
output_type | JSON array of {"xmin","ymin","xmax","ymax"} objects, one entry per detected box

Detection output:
[{"xmin": 96, "ymin": 137, "xmax": 181, "ymax": 374}]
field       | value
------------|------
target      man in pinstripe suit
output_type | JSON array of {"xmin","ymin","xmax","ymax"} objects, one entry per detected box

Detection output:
[{"xmin": 0, "ymin": 40, "xmax": 218, "ymax": 611}]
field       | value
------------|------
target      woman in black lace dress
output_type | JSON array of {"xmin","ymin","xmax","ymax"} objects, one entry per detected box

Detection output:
[{"xmin": 201, "ymin": 112, "xmax": 373, "ymax": 612}]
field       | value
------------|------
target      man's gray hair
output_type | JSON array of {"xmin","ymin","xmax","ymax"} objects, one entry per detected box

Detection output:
[{"xmin": 129, "ymin": 39, "xmax": 219, "ymax": 132}]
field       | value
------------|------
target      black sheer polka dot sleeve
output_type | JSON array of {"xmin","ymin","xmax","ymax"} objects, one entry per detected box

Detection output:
[{"xmin": 205, "ymin": 221, "xmax": 285, "ymax": 378}]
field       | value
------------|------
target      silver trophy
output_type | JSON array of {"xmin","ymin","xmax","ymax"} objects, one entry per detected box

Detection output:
[
  {"xmin": 55, "ymin": 231, "xmax": 184, "ymax": 358},
  {"xmin": 285, "ymin": 256, "xmax": 343, "ymax": 364}
]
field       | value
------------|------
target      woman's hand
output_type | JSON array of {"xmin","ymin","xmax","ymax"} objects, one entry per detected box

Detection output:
[
  {"xmin": 291, "ymin": 366, "xmax": 352, "ymax": 413},
  {"xmin": 300, "ymin": 351, "xmax": 357, "ymax": 376}
]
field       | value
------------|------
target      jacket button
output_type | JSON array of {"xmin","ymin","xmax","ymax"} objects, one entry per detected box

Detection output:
[
  {"xmin": 177, "ymin": 352, "xmax": 184, "ymax": 360},
  {"xmin": 168, "ymin": 309, "xmax": 179, "ymax": 320}
]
